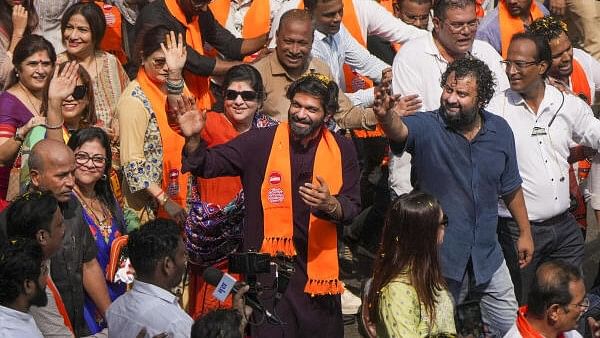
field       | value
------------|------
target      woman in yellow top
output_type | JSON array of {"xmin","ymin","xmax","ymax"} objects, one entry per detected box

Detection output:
[{"xmin": 366, "ymin": 191, "xmax": 456, "ymax": 337}]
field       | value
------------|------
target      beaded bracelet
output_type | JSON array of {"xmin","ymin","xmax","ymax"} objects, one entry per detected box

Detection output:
[
  {"xmin": 166, "ymin": 79, "xmax": 184, "ymax": 95},
  {"xmin": 44, "ymin": 119, "xmax": 65, "ymax": 130}
]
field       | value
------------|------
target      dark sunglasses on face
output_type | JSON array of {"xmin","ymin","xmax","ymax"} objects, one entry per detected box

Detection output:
[
  {"xmin": 224, "ymin": 89, "xmax": 258, "ymax": 101},
  {"xmin": 72, "ymin": 84, "xmax": 87, "ymax": 100}
]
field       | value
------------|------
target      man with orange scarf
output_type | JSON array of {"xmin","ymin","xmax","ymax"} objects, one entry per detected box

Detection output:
[
  {"xmin": 134, "ymin": 0, "xmax": 268, "ymax": 110},
  {"xmin": 504, "ymin": 261, "xmax": 596, "ymax": 338},
  {"xmin": 178, "ymin": 73, "xmax": 360, "ymax": 337},
  {"xmin": 476, "ymin": 0, "xmax": 549, "ymax": 58}
]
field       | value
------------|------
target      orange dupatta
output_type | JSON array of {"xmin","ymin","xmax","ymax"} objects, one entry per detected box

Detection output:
[
  {"xmin": 198, "ymin": 112, "xmax": 242, "ymax": 205},
  {"xmin": 47, "ymin": 276, "xmax": 74, "ymax": 334},
  {"xmin": 136, "ymin": 68, "xmax": 190, "ymax": 213},
  {"xmin": 95, "ymin": 2, "xmax": 128, "ymax": 64},
  {"xmin": 498, "ymin": 0, "xmax": 545, "ymax": 58},
  {"xmin": 571, "ymin": 59, "xmax": 592, "ymax": 104},
  {"xmin": 165, "ymin": 0, "xmax": 212, "ymax": 110},
  {"xmin": 260, "ymin": 123, "xmax": 344, "ymax": 295},
  {"xmin": 516, "ymin": 306, "xmax": 566, "ymax": 338}
]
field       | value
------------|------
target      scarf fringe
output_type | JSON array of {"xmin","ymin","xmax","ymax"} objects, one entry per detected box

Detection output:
[
  {"xmin": 304, "ymin": 278, "xmax": 345, "ymax": 296},
  {"xmin": 260, "ymin": 237, "xmax": 296, "ymax": 256}
]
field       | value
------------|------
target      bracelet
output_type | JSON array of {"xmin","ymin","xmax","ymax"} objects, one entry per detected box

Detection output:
[
  {"xmin": 166, "ymin": 79, "xmax": 184, "ymax": 95},
  {"xmin": 327, "ymin": 200, "xmax": 338, "ymax": 215},
  {"xmin": 154, "ymin": 190, "xmax": 168, "ymax": 206},
  {"xmin": 44, "ymin": 119, "xmax": 64, "ymax": 130}
]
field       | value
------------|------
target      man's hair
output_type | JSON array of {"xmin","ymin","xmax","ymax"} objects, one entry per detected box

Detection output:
[
  {"xmin": 396, "ymin": 0, "xmax": 433, "ymax": 8},
  {"xmin": 278, "ymin": 9, "xmax": 314, "ymax": 32},
  {"xmin": 6, "ymin": 191, "xmax": 59, "ymax": 239},
  {"xmin": 128, "ymin": 218, "xmax": 180, "ymax": 278},
  {"xmin": 0, "ymin": 238, "xmax": 44, "ymax": 305},
  {"xmin": 286, "ymin": 73, "xmax": 339, "ymax": 116},
  {"xmin": 527, "ymin": 16, "xmax": 569, "ymax": 42},
  {"xmin": 510, "ymin": 31, "xmax": 552, "ymax": 77},
  {"xmin": 191, "ymin": 309, "xmax": 242, "ymax": 338},
  {"xmin": 433, "ymin": 0, "xmax": 475, "ymax": 19},
  {"xmin": 304, "ymin": 0, "xmax": 337, "ymax": 11},
  {"xmin": 440, "ymin": 58, "xmax": 496, "ymax": 107},
  {"xmin": 528, "ymin": 261, "xmax": 582, "ymax": 317}
]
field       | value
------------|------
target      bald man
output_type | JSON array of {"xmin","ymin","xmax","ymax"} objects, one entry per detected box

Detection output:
[{"xmin": 26, "ymin": 139, "xmax": 110, "ymax": 336}]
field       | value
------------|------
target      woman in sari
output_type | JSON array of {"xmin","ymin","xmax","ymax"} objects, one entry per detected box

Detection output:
[
  {"xmin": 184, "ymin": 64, "xmax": 278, "ymax": 319},
  {"xmin": 68, "ymin": 127, "xmax": 127, "ymax": 334},
  {"xmin": 0, "ymin": 35, "xmax": 52, "ymax": 203}
]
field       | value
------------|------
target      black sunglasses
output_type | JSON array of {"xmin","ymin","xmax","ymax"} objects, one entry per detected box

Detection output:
[
  {"xmin": 224, "ymin": 89, "xmax": 258, "ymax": 101},
  {"xmin": 72, "ymin": 84, "xmax": 88, "ymax": 100}
]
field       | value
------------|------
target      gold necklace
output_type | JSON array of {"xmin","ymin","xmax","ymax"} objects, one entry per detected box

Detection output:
[
  {"xmin": 74, "ymin": 189, "xmax": 112, "ymax": 240},
  {"xmin": 18, "ymin": 82, "xmax": 41, "ymax": 116}
]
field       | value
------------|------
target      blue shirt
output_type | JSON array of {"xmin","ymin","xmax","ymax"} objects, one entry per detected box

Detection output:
[{"xmin": 391, "ymin": 110, "xmax": 522, "ymax": 284}]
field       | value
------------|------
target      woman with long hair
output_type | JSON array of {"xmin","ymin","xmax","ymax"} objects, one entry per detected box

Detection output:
[
  {"xmin": 0, "ymin": 35, "xmax": 53, "ymax": 201},
  {"xmin": 0, "ymin": 0, "xmax": 38, "ymax": 89},
  {"xmin": 67, "ymin": 127, "xmax": 127, "ymax": 334},
  {"xmin": 58, "ymin": 2, "xmax": 129, "ymax": 142},
  {"xmin": 366, "ymin": 191, "xmax": 456, "ymax": 337}
]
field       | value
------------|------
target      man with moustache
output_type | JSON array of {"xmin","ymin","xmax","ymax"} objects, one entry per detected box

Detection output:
[
  {"xmin": 0, "ymin": 238, "xmax": 48, "ymax": 337},
  {"xmin": 177, "ymin": 74, "xmax": 361, "ymax": 337},
  {"xmin": 374, "ymin": 58, "xmax": 532, "ymax": 336},
  {"xmin": 253, "ymin": 9, "xmax": 378, "ymax": 129},
  {"xmin": 487, "ymin": 32, "xmax": 600, "ymax": 305}
]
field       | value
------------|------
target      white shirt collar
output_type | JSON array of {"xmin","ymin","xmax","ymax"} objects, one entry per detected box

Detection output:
[{"xmin": 132, "ymin": 281, "xmax": 179, "ymax": 306}]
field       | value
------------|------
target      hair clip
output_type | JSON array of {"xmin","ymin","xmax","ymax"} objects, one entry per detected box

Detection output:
[{"xmin": 302, "ymin": 72, "xmax": 331, "ymax": 86}]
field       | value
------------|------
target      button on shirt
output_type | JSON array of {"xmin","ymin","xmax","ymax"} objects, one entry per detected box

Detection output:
[
  {"xmin": 487, "ymin": 85, "xmax": 600, "ymax": 221},
  {"xmin": 106, "ymin": 281, "xmax": 193, "ymax": 338},
  {"xmin": 390, "ymin": 110, "xmax": 522, "ymax": 284},
  {"xmin": 0, "ymin": 305, "xmax": 44, "ymax": 338}
]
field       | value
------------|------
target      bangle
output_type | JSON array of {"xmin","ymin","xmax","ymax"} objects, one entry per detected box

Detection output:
[
  {"xmin": 327, "ymin": 200, "xmax": 338, "ymax": 215},
  {"xmin": 44, "ymin": 119, "xmax": 64, "ymax": 130},
  {"xmin": 154, "ymin": 191, "xmax": 168, "ymax": 205},
  {"xmin": 166, "ymin": 79, "xmax": 184, "ymax": 95}
]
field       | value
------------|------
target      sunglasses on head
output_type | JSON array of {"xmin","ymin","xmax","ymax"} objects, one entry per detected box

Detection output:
[
  {"xmin": 224, "ymin": 89, "xmax": 258, "ymax": 101},
  {"xmin": 72, "ymin": 84, "xmax": 87, "ymax": 100}
]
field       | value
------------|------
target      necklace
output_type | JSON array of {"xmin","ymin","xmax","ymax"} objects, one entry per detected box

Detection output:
[
  {"xmin": 74, "ymin": 189, "xmax": 113, "ymax": 241},
  {"xmin": 18, "ymin": 82, "xmax": 41, "ymax": 116}
]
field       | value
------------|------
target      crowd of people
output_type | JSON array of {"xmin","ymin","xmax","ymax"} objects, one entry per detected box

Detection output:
[{"xmin": 0, "ymin": 0, "xmax": 599, "ymax": 337}]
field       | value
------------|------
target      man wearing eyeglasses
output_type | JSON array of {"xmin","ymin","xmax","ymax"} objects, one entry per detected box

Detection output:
[
  {"xmin": 504, "ymin": 260, "xmax": 593, "ymax": 338},
  {"xmin": 487, "ymin": 32, "xmax": 600, "ymax": 306},
  {"xmin": 476, "ymin": 0, "xmax": 549, "ymax": 58}
]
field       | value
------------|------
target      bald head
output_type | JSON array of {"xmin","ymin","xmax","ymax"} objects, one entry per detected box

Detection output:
[
  {"xmin": 29, "ymin": 140, "xmax": 75, "ymax": 203},
  {"xmin": 527, "ymin": 261, "xmax": 582, "ymax": 317}
]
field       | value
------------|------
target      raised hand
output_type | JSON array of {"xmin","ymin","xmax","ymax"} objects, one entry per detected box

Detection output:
[
  {"xmin": 11, "ymin": 5, "xmax": 28, "ymax": 37},
  {"xmin": 373, "ymin": 81, "xmax": 399, "ymax": 120},
  {"xmin": 393, "ymin": 94, "xmax": 422, "ymax": 117},
  {"xmin": 173, "ymin": 95, "xmax": 205, "ymax": 137},
  {"xmin": 48, "ymin": 61, "xmax": 79, "ymax": 103},
  {"xmin": 160, "ymin": 31, "xmax": 187, "ymax": 79}
]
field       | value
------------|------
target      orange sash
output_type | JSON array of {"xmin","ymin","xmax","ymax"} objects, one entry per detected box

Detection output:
[
  {"xmin": 571, "ymin": 59, "xmax": 592, "ymax": 104},
  {"xmin": 498, "ymin": 0, "xmax": 544, "ymax": 58},
  {"xmin": 165, "ymin": 0, "xmax": 212, "ymax": 110},
  {"xmin": 516, "ymin": 306, "xmax": 565, "ymax": 338},
  {"xmin": 47, "ymin": 276, "xmax": 74, "ymax": 334},
  {"xmin": 136, "ymin": 68, "xmax": 190, "ymax": 213},
  {"xmin": 198, "ymin": 112, "xmax": 242, "ymax": 205},
  {"xmin": 105, "ymin": 235, "xmax": 128, "ymax": 281},
  {"xmin": 379, "ymin": 0, "xmax": 393, "ymax": 12},
  {"xmin": 260, "ymin": 123, "xmax": 344, "ymax": 295},
  {"xmin": 96, "ymin": 2, "xmax": 128, "ymax": 64}
]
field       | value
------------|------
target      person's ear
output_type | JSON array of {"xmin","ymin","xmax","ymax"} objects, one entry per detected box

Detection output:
[
  {"xmin": 548, "ymin": 304, "xmax": 562, "ymax": 322},
  {"xmin": 539, "ymin": 60, "xmax": 550, "ymax": 76},
  {"xmin": 23, "ymin": 278, "xmax": 37, "ymax": 297},
  {"xmin": 161, "ymin": 256, "xmax": 174, "ymax": 276},
  {"xmin": 36, "ymin": 229, "xmax": 49, "ymax": 246},
  {"xmin": 30, "ymin": 169, "xmax": 41, "ymax": 188},
  {"xmin": 432, "ymin": 16, "xmax": 441, "ymax": 32}
]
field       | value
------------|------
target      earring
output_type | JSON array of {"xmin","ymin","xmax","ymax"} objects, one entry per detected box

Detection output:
[
  {"xmin": 15, "ymin": 72, "xmax": 19, "ymax": 78},
  {"xmin": 101, "ymin": 174, "xmax": 107, "ymax": 181}
]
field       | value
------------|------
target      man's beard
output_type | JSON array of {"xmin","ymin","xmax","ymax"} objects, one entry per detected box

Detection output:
[
  {"xmin": 440, "ymin": 104, "xmax": 479, "ymax": 131},
  {"xmin": 30, "ymin": 279, "xmax": 48, "ymax": 307},
  {"xmin": 289, "ymin": 114, "xmax": 323, "ymax": 138}
]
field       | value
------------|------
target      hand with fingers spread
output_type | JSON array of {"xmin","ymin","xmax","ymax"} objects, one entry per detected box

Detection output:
[
  {"xmin": 393, "ymin": 94, "xmax": 422, "ymax": 117},
  {"xmin": 161, "ymin": 31, "xmax": 187, "ymax": 80},
  {"xmin": 11, "ymin": 5, "xmax": 28, "ymax": 38},
  {"xmin": 48, "ymin": 61, "xmax": 80, "ymax": 103},
  {"xmin": 298, "ymin": 176, "xmax": 341, "ymax": 218},
  {"xmin": 19, "ymin": 116, "xmax": 46, "ymax": 136},
  {"xmin": 173, "ymin": 95, "xmax": 206, "ymax": 138},
  {"xmin": 373, "ymin": 81, "xmax": 399, "ymax": 120}
]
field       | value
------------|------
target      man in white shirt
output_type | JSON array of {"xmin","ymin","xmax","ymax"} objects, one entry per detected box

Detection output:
[
  {"xmin": 388, "ymin": 0, "xmax": 509, "ymax": 197},
  {"xmin": 487, "ymin": 32, "xmax": 600, "ymax": 305},
  {"xmin": 0, "ymin": 238, "xmax": 48, "ymax": 338},
  {"xmin": 107, "ymin": 219, "xmax": 192, "ymax": 338}
]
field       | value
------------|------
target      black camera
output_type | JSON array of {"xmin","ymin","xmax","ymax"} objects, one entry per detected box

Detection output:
[{"xmin": 228, "ymin": 251, "xmax": 271, "ymax": 275}]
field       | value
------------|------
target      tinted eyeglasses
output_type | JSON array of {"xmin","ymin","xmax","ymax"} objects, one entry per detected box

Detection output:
[
  {"xmin": 224, "ymin": 90, "xmax": 259, "ymax": 101},
  {"xmin": 72, "ymin": 84, "xmax": 88, "ymax": 100},
  {"xmin": 440, "ymin": 214, "xmax": 449, "ymax": 228},
  {"xmin": 74, "ymin": 152, "xmax": 106, "ymax": 168}
]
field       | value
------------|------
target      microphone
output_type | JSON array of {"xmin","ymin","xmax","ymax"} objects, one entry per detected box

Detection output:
[{"xmin": 202, "ymin": 266, "xmax": 284, "ymax": 325}]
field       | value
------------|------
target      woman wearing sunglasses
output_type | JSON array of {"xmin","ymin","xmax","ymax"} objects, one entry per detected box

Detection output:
[
  {"xmin": 184, "ymin": 63, "xmax": 277, "ymax": 319},
  {"xmin": 364, "ymin": 191, "xmax": 455, "ymax": 337}
]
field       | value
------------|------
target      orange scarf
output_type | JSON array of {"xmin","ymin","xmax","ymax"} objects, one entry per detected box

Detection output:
[
  {"xmin": 47, "ymin": 276, "xmax": 74, "ymax": 334},
  {"xmin": 198, "ymin": 112, "xmax": 242, "ymax": 206},
  {"xmin": 498, "ymin": 0, "xmax": 544, "ymax": 58},
  {"xmin": 136, "ymin": 68, "xmax": 190, "ymax": 213},
  {"xmin": 516, "ymin": 306, "xmax": 565, "ymax": 338},
  {"xmin": 571, "ymin": 59, "xmax": 591, "ymax": 104},
  {"xmin": 95, "ymin": 1, "xmax": 128, "ymax": 64},
  {"xmin": 165, "ymin": 0, "xmax": 212, "ymax": 110},
  {"xmin": 260, "ymin": 123, "xmax": 344, "ymax": 295}
]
